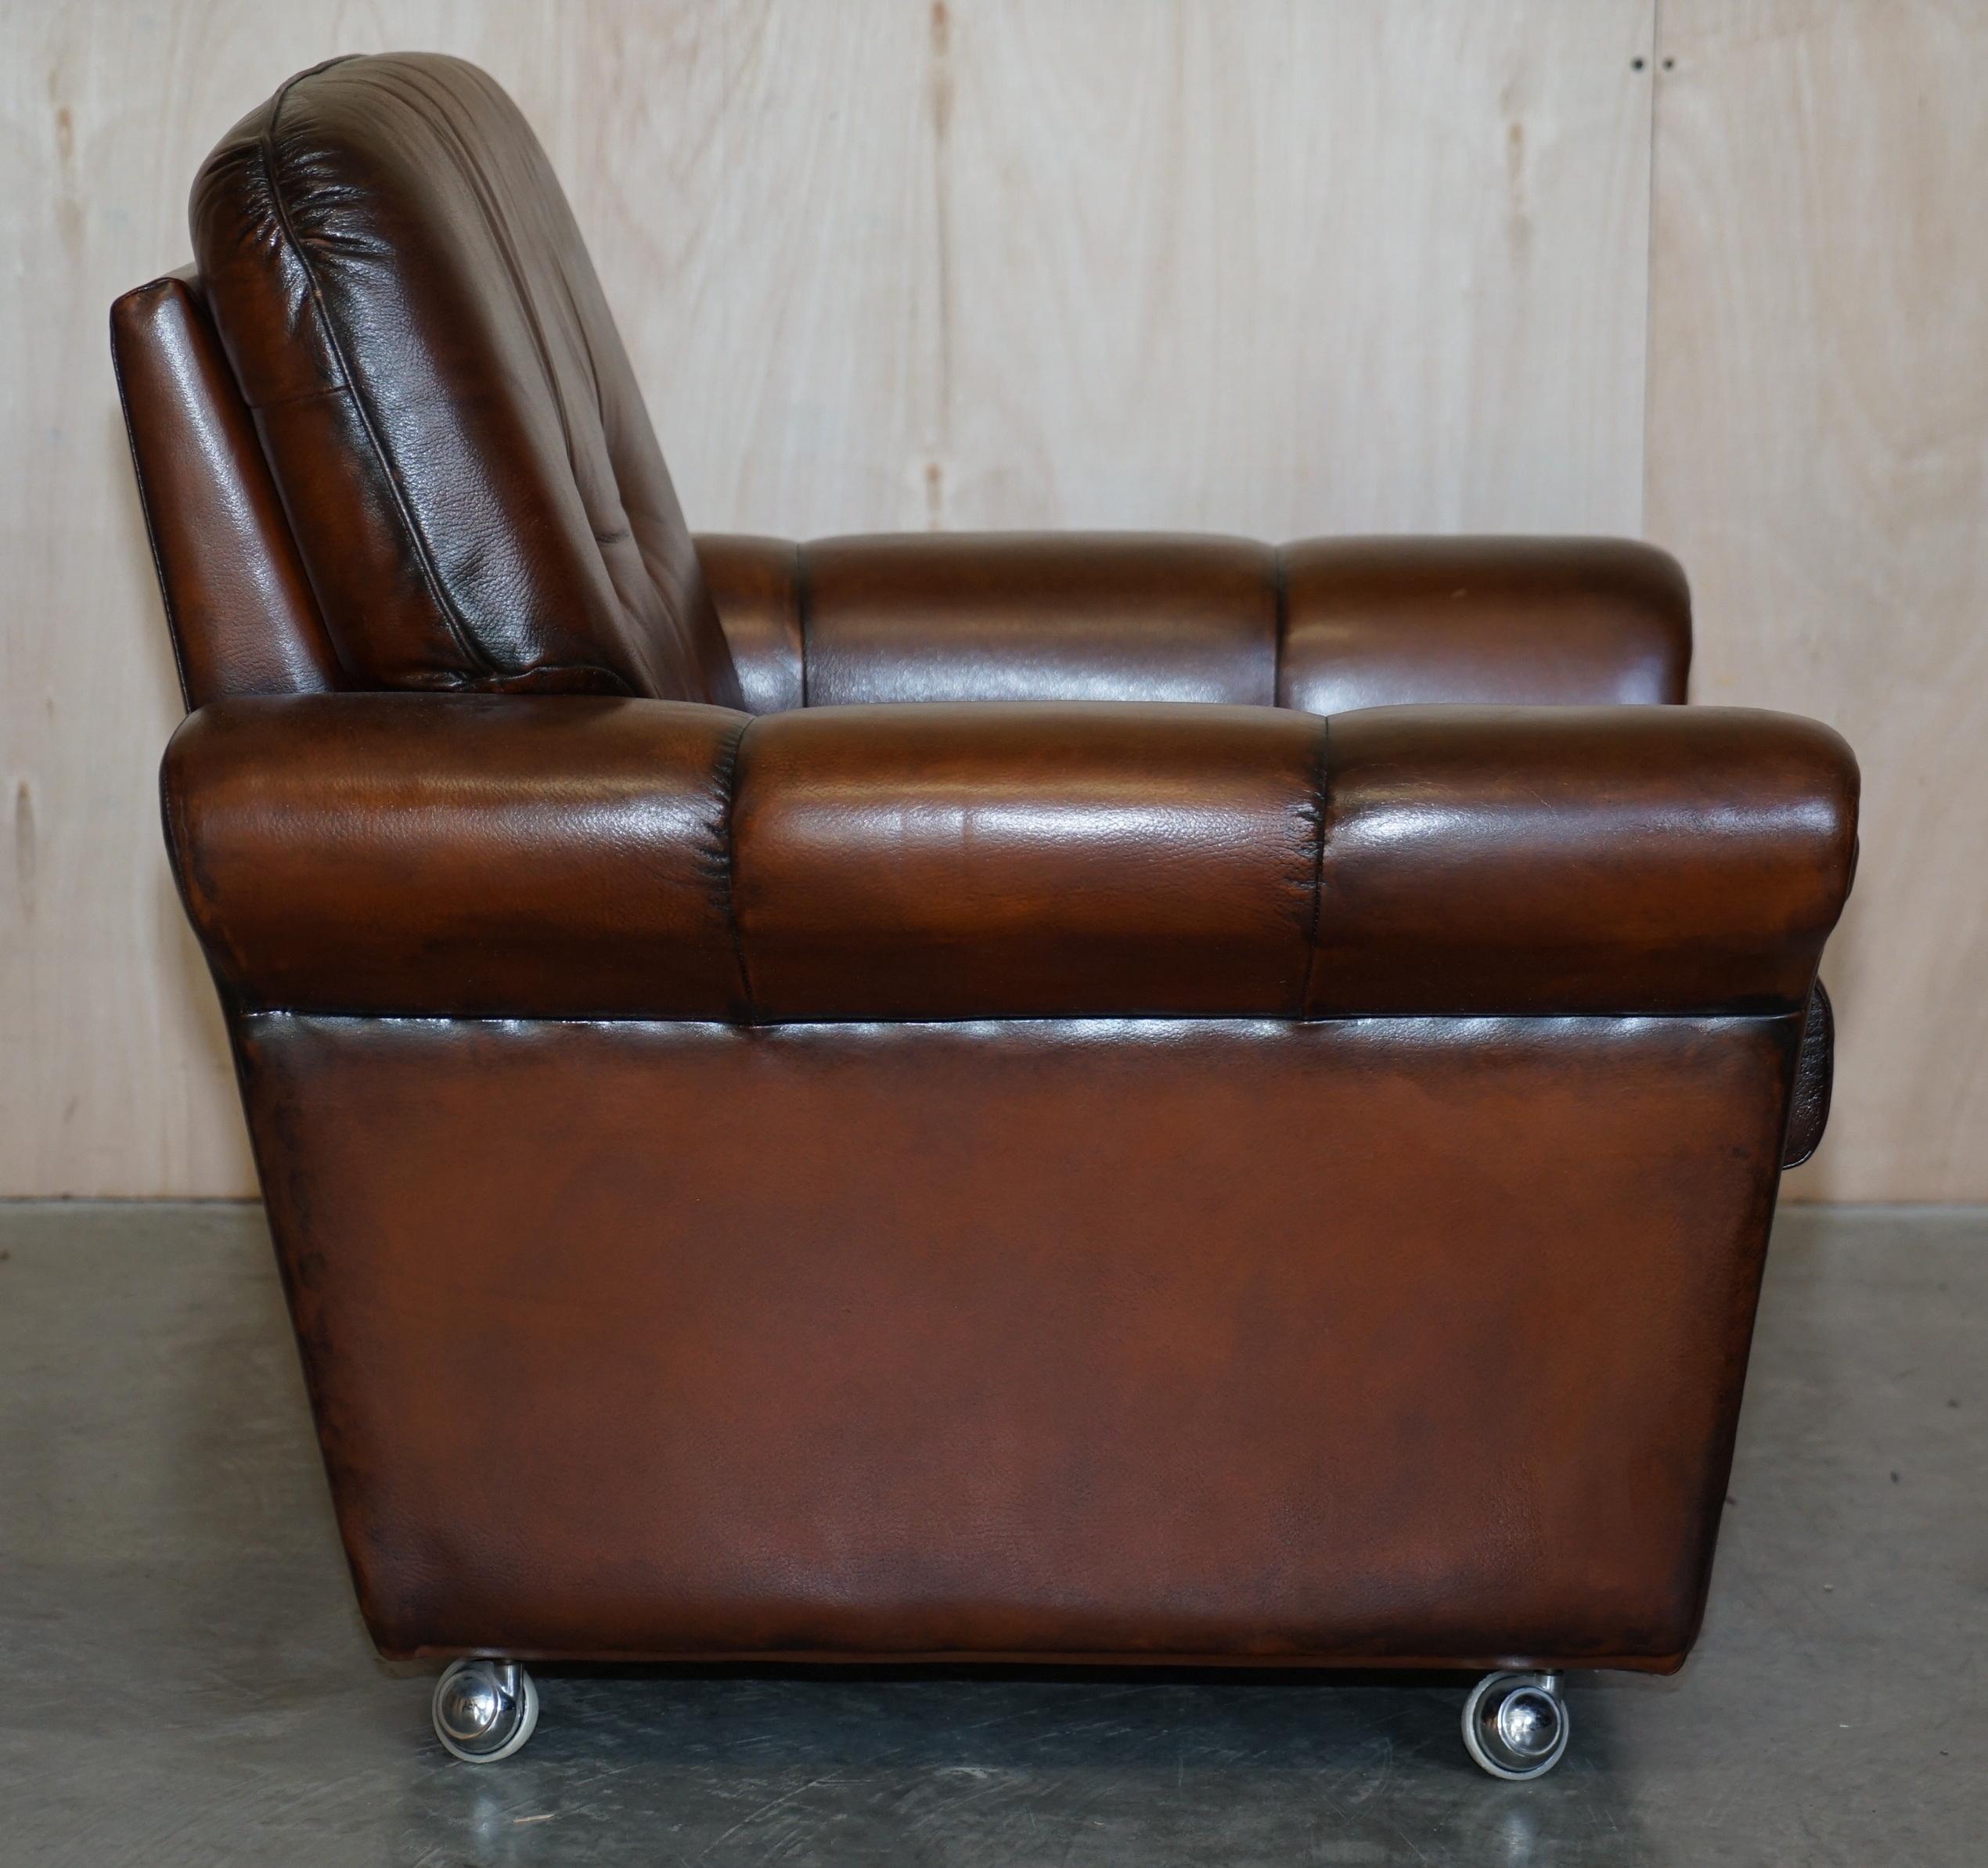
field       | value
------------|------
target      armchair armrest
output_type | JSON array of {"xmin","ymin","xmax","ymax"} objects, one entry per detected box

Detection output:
[
  {"xmin": 163, "ymin": 694, "xmax": 750, "ymax": 1018},
  {"xmin": 696, "ymin": 533, "xmax": 1691, "ymax": 715},
  {"xmin": 1307, "ymin": 706, "xmax": 1857, "ymax": 1017},
  {"xmin": 164, "ymin": 696, "xmax": 1855, "ymax": 1028},
  {"xmin": 1279, "ymin": 537, "xmax": 1691, "ymax": 714}
]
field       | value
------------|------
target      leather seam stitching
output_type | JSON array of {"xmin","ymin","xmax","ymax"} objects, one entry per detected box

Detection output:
[
  {"xmin": 1298, "ymin": 714, "xmax": 1331, "ymax": 1020},
  {"xmin": 716, "ymin": 717, "xmax": 757, "ymax": 1023},
  {"xmin": 235, "ymin": 380, "xmax": 352, "ymax": 412},
  {"xmin": 256, "ymin": 59, "xmax": 508, "ymax": 685},
  {"xmin": 795, "ymin": 541, "xmax": 812, "ymax": 707}
]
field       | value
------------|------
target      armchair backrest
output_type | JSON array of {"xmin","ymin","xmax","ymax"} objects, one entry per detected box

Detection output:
[{"xmin": 153, "ymin": 52, "xmax": 739, "ymax": 705}]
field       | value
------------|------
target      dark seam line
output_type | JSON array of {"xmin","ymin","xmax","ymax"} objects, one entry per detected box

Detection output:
[
  {"xmin": 110, "ymin": 288, "xmax": 193, "ymax": 713},
  {"xmin": 1297, "ymin": 714, "xmax": 1331, "ymax": 1020},
  {"xmin": 795, "ymin": 540, "xmax": 812, "ymax": 707},
  {"xmin": 239, "ymin": 381, "xmax": 353, "ymax": 412},
  {"xmin": 257, "ymin": 59, "xmax": 504, "ymax": 682},
  {"xmin": 716, "ymin": 718, "xmax": 758, "ymax": 1022},
  {"xmin": 1270, "ymin": 543, "xmax": 1288, "ymax": 707},
  {"xmin": 473, "ymin": 662, "xmax": 635, "ymax": 695}
]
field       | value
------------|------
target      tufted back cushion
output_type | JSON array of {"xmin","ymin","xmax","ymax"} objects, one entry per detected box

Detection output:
[{"xmin": 191, "ymin": 54, "xmax": 740, "ymax": 704}]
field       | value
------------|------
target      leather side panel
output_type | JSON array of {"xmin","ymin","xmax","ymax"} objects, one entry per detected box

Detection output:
[
  {"xmin": 110, "ymin": 272, "xmax": 343, "ymax": 707},
  {"xmin": 238, "ymin": 1012, "xmax": 1795, "ymax": 1670}
]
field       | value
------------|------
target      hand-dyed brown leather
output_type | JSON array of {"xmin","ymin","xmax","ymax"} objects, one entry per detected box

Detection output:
[
  {"xmin": 732, "ymin": 702, "xmax": 1323, "ymax": 1020},
  {"xmin": 1781, "ymin": 980, "xmax": 1835, "ymax": 1167},
  {"xmin": 694, "ymin": 535, "xmax": 805, "ymax": 714},
  {"xmin": 110, "ymin": 272, "xmax": 343, "ymax": 707},
  {"xmin": 191, "ymin": 53, "xmax": 740, "ymax": 706},
  {"xmin": 130, "ymin": 52, "xmax": 1865, "ymax": 1685},
  {"xmin": 1280, "ymin": 536, "xmax": 1690, "ymax": 714},
  {"xmin": 164, "ymin": 695, "xmax": 748, "ymax": 1020},
  {"xmin": 1311, "ymin": 707, "xmax": 1857, "ymax": 1018},
  {"xmin": 165, "ymin": 696, "xmax": 1855, "ymax": 1024},
  {"xmin": 241, "ymin": 1010, "xmax": 1794, "ymax": 1667},
  {"xmin": 693, "ymin": 533, "xmax": 1688, "ymax": 715},
  {"xmin": 803, "ymin": 534, "xmax": 1280, "ymax": 707}
]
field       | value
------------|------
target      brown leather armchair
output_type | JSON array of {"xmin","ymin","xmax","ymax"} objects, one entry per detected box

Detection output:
[{"xmin": 113, "ymin": 54, "xmax": 1857, "ymax": 1779}]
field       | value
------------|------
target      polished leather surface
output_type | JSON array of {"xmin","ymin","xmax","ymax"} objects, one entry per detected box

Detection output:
[
  {"xmin": 733, "ymin": 701, "xmax": 1321, "ymax": 1020},
  {"xmin": 110, "ymin": 272, "xmax": 343, "ymax": 707},
  {"xmin": 693, "ymin": 535, "xmax": 805, "ymax": 715},
  {"xmin": 1280, "ymin": 536, "xmax": 1690, "ymax": 714},
  {"xmin": 1782, "ymin": 980, "xmax": 1835, "ymax": 1168},
  {"xmin": 165, "ymin": 696, "xmax": 747, "ymax": 1020},
  {"xmin": 239, "ymin": 1011, "xmax": 1794, "ymax": 1667},
  {"xmin": 1310, "ymin": 707, "xmax": 1859, "ymax": 1017},
  {"xmin": 804, "ymin": 534, "xmax": 1280, "ymax": 707},
  {"xmin": 696, "ymin": 532, "xmax": 1688, "ymax": 715},
  {"xmin": 192, "ymin": 54, "xmax": 740, "ymax": 705},
  {"xmin": 164, "ymin": 696, "xmax": 1854, "ymax": 1023}
]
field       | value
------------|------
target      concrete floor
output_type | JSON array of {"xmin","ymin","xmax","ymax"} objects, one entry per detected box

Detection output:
[{"xmin": 0, "ymin": 1203, "xmax": 1980, "ymax": 1866}]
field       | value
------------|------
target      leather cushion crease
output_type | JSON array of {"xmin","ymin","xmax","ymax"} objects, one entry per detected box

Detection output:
[{"xmin": 111, "ymin": 50, "xmax": 1862, "ymax": 1681}]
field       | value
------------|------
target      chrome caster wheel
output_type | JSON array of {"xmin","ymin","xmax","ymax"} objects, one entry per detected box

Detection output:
[
  {"xmin": 1462, "ymin": 1670, "xmax": 1569, "ymax": 1780},
  {"xmin": 432, "ymin": 1659, "xmax": 539, "ymax": 1763}
]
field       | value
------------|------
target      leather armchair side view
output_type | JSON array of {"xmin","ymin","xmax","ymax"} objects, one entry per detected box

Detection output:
[{"xmin": 113, "ymin": 54, "xmax": 1857, "ymax": 1780}]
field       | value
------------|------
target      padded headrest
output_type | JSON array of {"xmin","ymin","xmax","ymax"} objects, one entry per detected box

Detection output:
[{"xmin": 192, "ymin": 53, "xmax": 741, "ymax": 704}]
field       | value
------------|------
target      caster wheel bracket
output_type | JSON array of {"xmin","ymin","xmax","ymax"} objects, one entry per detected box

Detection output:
[
  {"xmin": 432, "ymin": 1657, "xmax": 540, "ymax": 1763},
  {"xmin": 1462, "ymin": 1670, "xmax": 1570, "ymax": 1780}
]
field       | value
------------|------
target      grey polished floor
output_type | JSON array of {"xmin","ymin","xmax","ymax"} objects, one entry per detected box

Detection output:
[{"xmin": 1, "ymin": 1202, "xmax": 1981, "ymax": 1866}]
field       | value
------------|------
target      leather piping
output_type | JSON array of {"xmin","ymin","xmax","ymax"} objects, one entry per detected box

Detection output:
[{"xmin": 110, "ymin": 281, "xmax": 196, "ymax": 713}]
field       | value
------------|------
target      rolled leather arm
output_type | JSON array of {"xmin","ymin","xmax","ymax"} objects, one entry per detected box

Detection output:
[
  {"xmin": 696, "ymin": 533, "xmax": 1691, "ymax": 715},
  {"xmin": 164, "ymin": 696, "xmax": 1856, "ymax": 1024},
  {"xmin": 163, "ymin": 694, "xmax": 751, "ymax": 1018},
  {"xmin": 1278, "ymin": 536, "xmax": 1690, "ymax": 714},
  {"xmin": 1307, "ymin": 706, "xmax": 1858, "ymax": 1017}
]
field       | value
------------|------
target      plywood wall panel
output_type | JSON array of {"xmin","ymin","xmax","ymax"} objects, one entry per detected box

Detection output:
[
  {"xmin": 933, "ymin": 1, "xmax": 1655, "ymax": 535},
  {"xmin": 1647, "ymin": 1, "xmax": 1988, "ymax": 1200}
]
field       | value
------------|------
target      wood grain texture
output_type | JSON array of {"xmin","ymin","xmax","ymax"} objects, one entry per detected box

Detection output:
[
  {"xmin": 0, "ymin": 0, "xmax": 1698, "ymax": 1197},
  {"xmin": 1648, "ymin": 0, "xmax": 1988, "ymax": 1200}
]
